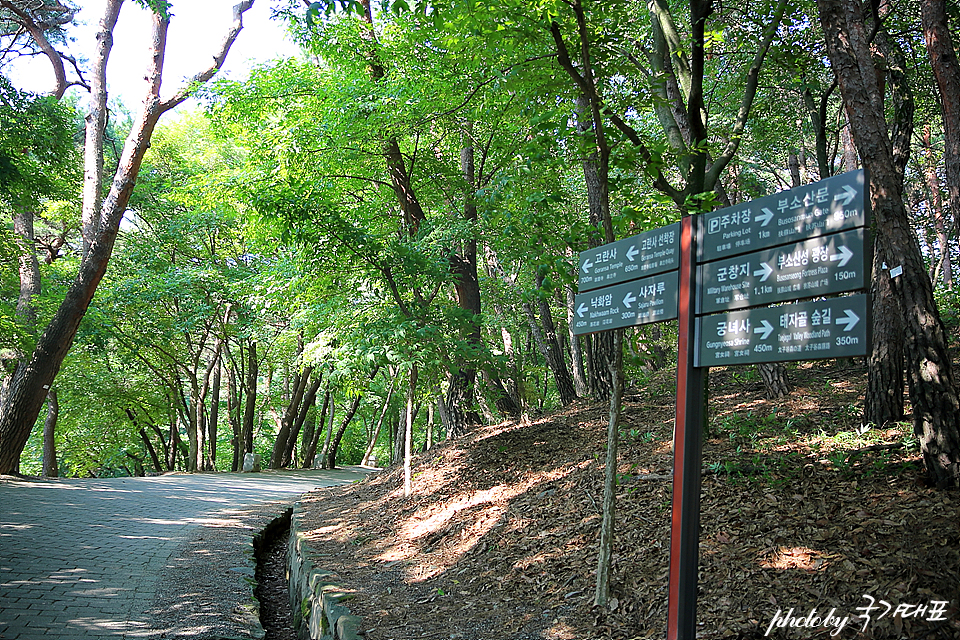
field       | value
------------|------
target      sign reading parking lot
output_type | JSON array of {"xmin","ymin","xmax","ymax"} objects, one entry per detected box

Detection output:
[
  {"xmin": 572, "ymin": 271, "xmax": 679, "ymax": 335},
  {"xmin": 578, "ymin": 222, "xmax": 680, "ymax": 292},
  {"xmin": 695, "ymin": 294, "xmax": 869, "ymax": 367},
  {"xmin": 698, "ymin": 228, "xmax": 866, "ymax": 314},
  {"xmin": 699, "ymin": 170, "xmax": 866, "ymax": 262}
]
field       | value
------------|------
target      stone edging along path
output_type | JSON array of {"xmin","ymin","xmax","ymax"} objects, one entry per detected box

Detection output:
[{"xmin": 287, "ymin": 501, "xmax": 364, "ymax": 640}]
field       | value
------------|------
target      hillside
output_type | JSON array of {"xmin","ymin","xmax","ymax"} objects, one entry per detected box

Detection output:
[{"xmin": 296, "ymin": 361, "xmax": 959, "ymax": 640}]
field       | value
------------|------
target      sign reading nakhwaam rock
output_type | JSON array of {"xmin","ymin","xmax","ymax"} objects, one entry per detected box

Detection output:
[
  {"xmin": 694, "ymin": 294, "xmax": 869, "ymax": 367},
  {"xmin": 578, "ymin": 222, "xmax": 680, "ymax": 292},
  {"xmin": 697, "ymin": 228, "xmax": 867, "ymax": 314},
  {"xmin": 698, "ymin": 170, "xmax": 867, "ymax": 262},
  {"xmin": 572, "ymin": 271, "xmax": 679, "ymax": 334}
]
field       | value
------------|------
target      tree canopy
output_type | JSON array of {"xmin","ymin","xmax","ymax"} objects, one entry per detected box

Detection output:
[{"xmin": 0, "ymin": 0, "xmax": 957, "ymax": 490}]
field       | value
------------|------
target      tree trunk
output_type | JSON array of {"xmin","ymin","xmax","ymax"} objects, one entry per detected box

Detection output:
[
  {"xmin": 536, "ymin": 271, "xmax": 578, "ymax": 405},
  {"xmin": 303, "ymin": 388, "xmax": 331, "ymax": 469},
  {"xmin": 167, "ymin": 402, "xmax": 180, "ymax": 471},
  {"xmin": 207, "ymin": 356, "xmax": 222, "ymax": 470},
  {"xmin": 324, "ymin": 364, "xmax": 381, "ymax": 469},
  {"xmin": 594, "ymin": 330, "xmax": 623, "ymax": 606},
  {"xmin": 138, "ymin": 427, "xmax": 162, "ymax": 474},
  {"xmin": 241, "ymin": 340, "xmax": 257, "ymax": 456},
  {"xmin": 41, "ymin": 389, "xmax": 58, "ymax": 478},
  {"xmin": 523, "ymin": 274, "xmax": 577, "ymax": 406},
  {"xmin": 362, "ymin": 369, "xmax": 398, "ymax": 467},
  {"xmin": 819, "ymin": 0, "xmax": 960, "ymax": 488},
  {"xmin": 326, "ymin": 395, "xmax": 361, "ymax": 470},
  {"xmin": 757, "ymin": 363, "xmax": 791, "ymax": 400},
  {"xmin": 923, "ymin": 126, "xmax": 952, "ymax": 289},
  {"xmin": 228, "ymin": 361, "xmax": 241, "ymax": 471},
  {"xmin": 922, "ymin": 0, "xmax": 960, "ymax": 236},
  {"xmin": 403, "ymin": 364, "xmax": 417, "ymax": 497},
  {"xmin": 565, "ymin": 280, "xmax": 589, "ymax": 398},
  {"xmin": 456, "ymin": 140, "xmax": 521, "ymax": 420},
  {"xmin": 270, "ymin": 366, "xmax": 311, "ymax": 469},
  {"xmin": 865, "ymin": 241, "xmax": 904, "ymax": 426},
  {"xmin": 1, "ymin": 208, "xmax": 42, "ymax": 414},
  {"xmin": 444, "ymin": 370, "xmax": 478, "ymax": 439},
  {"xmin": 282, "ymin": 375, "xmax": 321, "ymax": 468}
]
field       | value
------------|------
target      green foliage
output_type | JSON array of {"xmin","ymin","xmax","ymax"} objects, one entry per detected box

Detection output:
[{"xmin": 0, "ymin": 75, "xmax": 79, "ymax": 210}]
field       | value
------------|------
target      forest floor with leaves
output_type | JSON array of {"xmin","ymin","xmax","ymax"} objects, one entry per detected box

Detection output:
[{"xmin": 296, "ymin": 360, "xmax": 959, "ymax": 640}]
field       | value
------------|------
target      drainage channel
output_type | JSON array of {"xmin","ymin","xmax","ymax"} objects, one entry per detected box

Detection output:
[{"xmin": 254, "ymin": 509, "xmax": 298, "ymax": 640}]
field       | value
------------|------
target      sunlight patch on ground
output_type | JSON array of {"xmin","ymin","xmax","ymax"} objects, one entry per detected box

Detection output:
[{"xmin": 759, "ymin": 545, "xmax": 831, "ymax": 572}]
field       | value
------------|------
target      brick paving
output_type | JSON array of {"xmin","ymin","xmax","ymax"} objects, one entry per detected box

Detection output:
[{"xmin": 0, "ymin": 468, "xmax": 370, "ymax": 639}]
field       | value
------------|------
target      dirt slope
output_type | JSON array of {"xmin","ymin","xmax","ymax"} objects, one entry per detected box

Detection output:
[{"xmin": 296, "ymin": 361, "xmax": 959, "ymax": 639}]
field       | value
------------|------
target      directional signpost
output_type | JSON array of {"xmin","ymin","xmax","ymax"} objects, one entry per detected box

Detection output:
[{"xmin": 570, "ymin": 170, "xmax": 872, "ymax": 640}]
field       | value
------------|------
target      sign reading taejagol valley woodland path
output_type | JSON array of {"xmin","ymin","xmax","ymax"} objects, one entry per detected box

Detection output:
[{"xmin": 572, "ymin": 169, "xmax": 871, "ymax": 640}]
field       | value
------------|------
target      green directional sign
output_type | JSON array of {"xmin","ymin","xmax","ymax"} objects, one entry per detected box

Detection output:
[
  {"xmin": 698, "ymin": 229, "xmax": 867, "ymax": 314},
  {"xmin": 572, "ymin": 271, "xmax": 679, "ymax": 335},
  {"xmin": 695, "ymin": 294, "xmax": 869, "ymax": 367},
  {"xmin": 579, "ymin": 222, "xmax": 680, "ymax": 292},
  {"xmin": 699, "ymin": 170, "xmax": 867, "ymax": 263}
]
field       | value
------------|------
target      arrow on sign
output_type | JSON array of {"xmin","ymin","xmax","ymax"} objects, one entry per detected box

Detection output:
[
  {"xmin": 829, "ymin": 245, "xmax": 854, "ymax": 267},
  {"xmin": 836, "ymin": 309, "xmax": 860, "ymax": 331},
  {"xmin": 754, "ymin": 320, "xmax": 774, "ymax": 340},
  {"xmin": 834, "ymin": 185, "xmax": 857, "ymax": 206},
  {"xmin": 577, "ymin": 303, "xmax": 589, "ymax": 318},
  {"xmin": 753, "ymin": 262, "xmax": 774, "ymax": 282},
  {"xmin": 627, "ymin": 245, "xmax": 639, "ymax": 261},
  {"xmin": 581, "ymin": 259, "xmax": 593, "ymax": 273},
  {"xmin": 755, "ymin": 208, "xmax": 774, "ymax": 226},
  {"xmin": 623, "ymin": 291, "xmax": 636, "ymax": 308}
]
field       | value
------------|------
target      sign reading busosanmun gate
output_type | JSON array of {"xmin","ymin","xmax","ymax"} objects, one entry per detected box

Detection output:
[{"xmin": 571, "ymin": 170, "xmax": 871, "ymax": 640}]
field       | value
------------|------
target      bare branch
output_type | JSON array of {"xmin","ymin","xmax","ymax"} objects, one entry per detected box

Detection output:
[{"xmin": 159, "ymin": 0, "xmax": 255, "ymax": 113}]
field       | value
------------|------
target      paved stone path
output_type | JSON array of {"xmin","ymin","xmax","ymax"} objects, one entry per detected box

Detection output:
[{"xmin": 0, "ymin": 468, "xmax": 371, "ymax": 640}]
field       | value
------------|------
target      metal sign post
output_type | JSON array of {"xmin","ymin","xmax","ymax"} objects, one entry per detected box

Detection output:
[{"xmin": 666, "ymin": 215, "xmax": 706, "ymax": 640}]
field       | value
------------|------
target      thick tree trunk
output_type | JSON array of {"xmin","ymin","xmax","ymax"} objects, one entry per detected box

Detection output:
[
  {"xmin": 444, "ymin": 370, "xmax": 478, "ymax": 438},
  {"xmin": 41, "ymin": 389, "xmax": 58, "ymax": 478},
  {"xmin": 819, "ymin": 0, "xmax": 960, "ymax": 488},
  {"xmin": 922, "ymin": 0, "xmax": 960, "ymax": 236},
  {"xmin": 865, "ymin": 241, "xmax": 904, "ymax": 426},
  {"xmin": 757, "ymin": 363, "xmax": 791, "ymax": 399}
]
